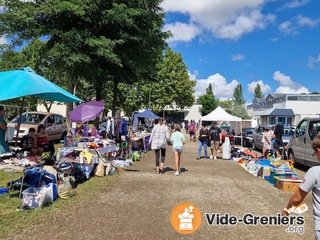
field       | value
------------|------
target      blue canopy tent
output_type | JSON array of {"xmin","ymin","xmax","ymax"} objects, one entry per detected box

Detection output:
[
  {"xmin": 132, "ymin": 109, "xmax": 159, "ymax": 131},
  {"xmin": 0, "ymin": 67, "xmax": 83, "ymax": 146}
]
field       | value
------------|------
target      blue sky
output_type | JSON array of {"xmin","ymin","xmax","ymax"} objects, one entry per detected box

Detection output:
[{"xmin": 161, "ymin": 0, "xmax": 320, "ymax": 103}]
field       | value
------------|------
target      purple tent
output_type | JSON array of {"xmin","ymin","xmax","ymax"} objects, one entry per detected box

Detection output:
[{"xmin": 69, "ymin": 101, "xmax": 105, "ymax": 122}]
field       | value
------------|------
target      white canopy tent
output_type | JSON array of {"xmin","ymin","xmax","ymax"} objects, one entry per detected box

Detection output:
[
  {"xmin": 201, "ymin": 106, "xmax": 241, "ymax": 122},
  {"xmin": 201, "ymin": 106, "xmax": 243, "ymax": 146}
]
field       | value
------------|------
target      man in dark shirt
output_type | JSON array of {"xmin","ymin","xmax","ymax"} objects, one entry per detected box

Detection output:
[
  {"xmin": 209, "ymin": 121, "xmax": 222, "ymax": 160},
  {"xmin": 274, "ymin": 123, "xmax": 284, "ymax": 158}
]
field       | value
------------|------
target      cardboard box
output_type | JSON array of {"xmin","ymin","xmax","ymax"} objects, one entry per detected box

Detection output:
[{"xmin": 275, "ymin": 178, "xmax": 302, "ymax": 192}]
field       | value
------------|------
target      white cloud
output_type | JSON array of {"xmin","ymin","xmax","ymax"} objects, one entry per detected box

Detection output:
[
  {"xmin": 279, "ymin": 15, "xmax": 319, "ymax": 35},
  {"xmin": 273, "ymin": 71, "xmax": 309, "ymax": 94},
  {"xmin": 161, "ymin": 0, "xmax": 275, "ymax": 42},
  {"xmin": 295, "ymin": 14, "xmax": 320, "ymax": 28},
  {"xmin": 270, "ymin": 37, "xmax": 279, "ymax": 42},
  {"xmin": 279, "ymin": 21, "xmax": 298, "ymax": 35},
  {"xmin": 281, "ymin": 0, "xmax": 310, "ymax": 9},
  {"xmin": 247, "ymin": 80, "xmax": 272, "ymax": 96},
  {"xmin": 163, "ymin": 22, "xmax": 201, "ymax": 43},
  {"xmin": 308, "ymin": 54, "xmax": 320, "ymax": 69},
  {"xmin": 194, "ymin": 73, "xmax": 239, "ymax": 100},
  {"xmin": 231, "ymin": 54, "xmax": 245, "ymax": 61}
]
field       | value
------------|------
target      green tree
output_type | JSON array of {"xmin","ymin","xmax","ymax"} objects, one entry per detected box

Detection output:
[
  {"xmin": 0, "ymin": 0, "xmax": 169, "ymax": 117},
  {"xmin": 117, "ymin": 48, "xmax": 196, "ymax": 115},
  {"xmin": 231, "ymin": 104, "xmax": 250, "ymax": 119},
  {"xmin": 254, "ymin": 83, "xmax": 263, "ymax": 99},
  {"xmin": 233, "ymin": 84, "xmax": 245, "ymax": 106},
  {"xmin": 198, "ymin": 84, "xmax": 218, "ymax": 116},
  {"xmin": 206, "ymin": 83, "xmax": 213, "ymax": 95}
]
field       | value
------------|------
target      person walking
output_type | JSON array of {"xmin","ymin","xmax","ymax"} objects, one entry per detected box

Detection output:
[
  {"xmin": 209, "ymin": 121, "xmax": 222, "ymax": 160},
  {"xmin": 282, "ymin": 134, "xmax": 320, "ymax": 239},
  {"xmin": 149, "ymin": 117, "xmax": 170, "ymax": 174},
  {"xmin": 188, "ymin": 121, "xmax": 196, "ymax": 141},
  {"xmin": 170, "ymin": 124, "xmax": 186, "ymax": 176},
  {"xmin": 0, "ymin": 105, "xmax": 10, "ymax": 154},
  {"xmin": 197, "ymin": 123, "xmax": 210, "ymax": 160}
]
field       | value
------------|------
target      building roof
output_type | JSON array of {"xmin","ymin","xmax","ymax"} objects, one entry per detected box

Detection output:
[{"xmin": 261, "ymin": 108, "xmax": 295, "ymax": 117}]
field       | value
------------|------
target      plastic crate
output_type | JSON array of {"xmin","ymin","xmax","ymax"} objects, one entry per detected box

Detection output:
[{"xmin": 22, "ymin": 184, "xmax": 55, "ymax": 208}]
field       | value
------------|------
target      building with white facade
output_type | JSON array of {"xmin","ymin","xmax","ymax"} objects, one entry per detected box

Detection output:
[{"xmin": 247, "ymin": 93, "xmax": 320, "ymax": 126}]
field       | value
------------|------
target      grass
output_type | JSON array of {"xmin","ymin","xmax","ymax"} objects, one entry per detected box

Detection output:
[
  {"xmin": 0, "ymin": 141, "xmax": 120, "ymax": 239},
  {"xmin": 0, "ymin": 169, "xmax": 120, "ymax": 239}
]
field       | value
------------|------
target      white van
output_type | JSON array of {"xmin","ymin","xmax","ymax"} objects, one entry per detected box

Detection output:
[{"xmin": 287, "ymin": 118, "xmax": 320, "ymax": 167}]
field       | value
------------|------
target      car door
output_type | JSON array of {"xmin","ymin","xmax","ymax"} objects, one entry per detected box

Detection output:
[
  {"xmin": 54, "ymin": 114, "xmax": 66, "ymax": 140},
  {"xmin": 255, "ymin": 126, "xmax": 264, "ymax": 149},
  {"xmin": 291, "ymin": 120, "xmax": 308, "ymax": 164},
  {"xmin": 304, "ymin": 120, "xmax": 320, "ymax": 166},
  {"xmin": 44, "ymin": 114, "xmax": 57, "ymax": 141}
]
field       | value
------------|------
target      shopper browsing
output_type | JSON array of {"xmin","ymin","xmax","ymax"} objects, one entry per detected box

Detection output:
[
  {"xmin": 209, "ymin": 121, "xmax": 222, "ymax": 160},
  {"xmin": 170, "ymin": 124, "xmax": 186, "ymax": 176},
  {"xmin": 149, "ymin": 117, "xmax": 170, "ymax": 174},
  {"xmin": 197, "ymin": 123, "xmax": 210, "ymax": 160}
]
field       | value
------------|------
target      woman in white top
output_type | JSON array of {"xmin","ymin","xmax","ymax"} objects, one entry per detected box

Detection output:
[
  {"xmin": 170, "ymin": 124, "xmax": 186, "ymax": 176},
  {"xmin": 149, "ymin": 118, "xmax": 170, "ymax": 174}
]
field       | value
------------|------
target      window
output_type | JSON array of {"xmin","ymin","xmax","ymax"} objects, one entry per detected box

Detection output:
[
  {"xmin": 296, "ymin": 120, "xmax": 307, "ymax": 137},
  {"xmin": 55, "ymin": 115, "xmax": 63, "ymax": 124}
]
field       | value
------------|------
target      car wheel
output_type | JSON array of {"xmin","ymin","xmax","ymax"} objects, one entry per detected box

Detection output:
[
  {"xmin": 287, "ymin": 150, "xmax": 298, "ymax": 167},
  {"xmin": 243, "ymin": 139, "xmax": 247, "ymax": 147}
]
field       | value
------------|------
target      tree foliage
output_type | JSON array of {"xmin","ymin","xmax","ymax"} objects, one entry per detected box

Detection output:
[
  {"xmin": 0, "ymin": 0, "xmax": 169, "ymax": 116},
  {"xmin": 232, "ymin": 84, "xmax": 245, "ymax": 106},
  {"xmin": 254, "ymin": 83, "xmax": 263, "ymax": 99},
  {"xmin": 198, "ymin": 84, "xmax": 218, "ymax": 116},
  {"xmin": 117, "ymin": 48, "xmax": 195, "ymax": 116}
]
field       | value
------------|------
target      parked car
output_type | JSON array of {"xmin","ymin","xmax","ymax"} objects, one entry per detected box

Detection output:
[
  {"xmin": 287, "ymin": 118, "xmax": 320, "ymax": 167},
  {"xmin": 252, "ymin": 124, "xmax": 293, "ymax": 151},
  {"xmin": 8, "ymin": 111, "xmax": 67, "ymax": 143},
  {"xmin": 241, "ymin": 127, "xmax": 254, "ymax": 147}
]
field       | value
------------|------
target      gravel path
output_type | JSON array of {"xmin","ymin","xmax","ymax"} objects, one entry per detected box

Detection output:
[{"xmin": 10, "ymin": 134, "xmax": 314, "ymax": 240}]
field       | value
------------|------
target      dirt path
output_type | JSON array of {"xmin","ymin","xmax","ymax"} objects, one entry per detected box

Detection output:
[{"xmin": 10, "ymin": 134, "xmax": 314, "ymax": 240}]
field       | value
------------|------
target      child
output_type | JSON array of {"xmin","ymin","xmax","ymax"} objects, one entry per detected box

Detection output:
[{"xmin": 170, "ymin": 124, "xmax": 186, "ymax": 176}]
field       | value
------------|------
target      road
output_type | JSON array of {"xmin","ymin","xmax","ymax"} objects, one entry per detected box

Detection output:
[{"xmin": 10, "ymin": 133, "xmax": 314, "ymax": 240}]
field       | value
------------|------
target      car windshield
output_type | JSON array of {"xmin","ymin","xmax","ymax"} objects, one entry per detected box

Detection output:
[
  {"xmin": 11, "ymin": 113, "xmax": 46, "ymax": 125},
  {"xmin": 243, "ymin": 128, "xmax": 254, "ymax": 134}
]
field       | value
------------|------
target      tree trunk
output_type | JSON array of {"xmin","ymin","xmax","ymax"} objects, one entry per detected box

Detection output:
[
  {"xmin": 94, "ymin": 86, "xmax": 103, "ymax": 128},
  {"xmin": 66, "ymin": 84, "xmax": 76, "ymax": 131},
  {"xmin": 112, "ymin": 80, "xmax": 118, "ymax": 117}
]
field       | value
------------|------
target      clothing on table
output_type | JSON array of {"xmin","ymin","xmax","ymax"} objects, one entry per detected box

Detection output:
[
  {"xmin": 0, "ymin": 116, "xmax": 9, "ymax": 153},
  {"xmin": 150, "ymin": 123, "xmax": 170, "ymax": 150}
]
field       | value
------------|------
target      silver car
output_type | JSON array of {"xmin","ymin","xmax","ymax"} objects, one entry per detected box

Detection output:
[
  {"xmin": 287, "ymin": 118, "xmax": 320, "ymax": 167},
  {"xmin": 252, "ymin": 124, "xmax": 292, "ymax": 151}
]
